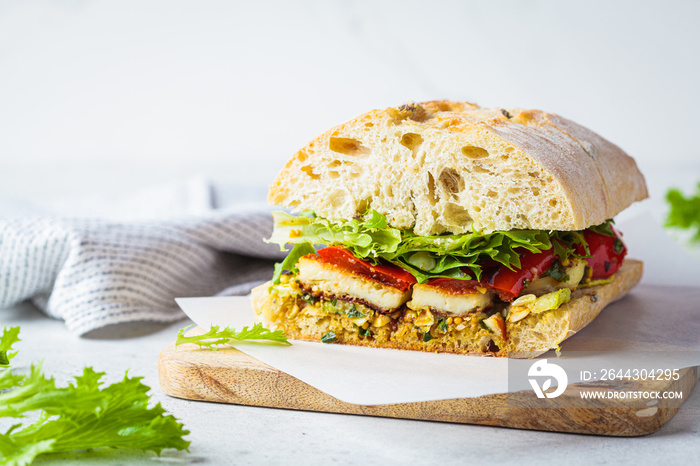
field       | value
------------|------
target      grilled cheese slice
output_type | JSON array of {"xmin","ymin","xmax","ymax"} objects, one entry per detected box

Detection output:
[
  {"xmin": 296, "ymin": 255, "xmax": 411, "ymax": 312},
  {"xmin": 407, "ymin": 283, "xmax": 493, "ymax": 316}
]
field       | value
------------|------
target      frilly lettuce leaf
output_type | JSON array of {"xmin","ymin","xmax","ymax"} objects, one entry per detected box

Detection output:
[
  {"xmin": 268, "ymin": 211, "xmax": 401, "ymax": 258},
  {"xmin": 666, "ymin": 184, "xmax": 700, "ymax": 241},
  {"xmin": 268, "ymin": 210, "xmax": 592, "ymax": 283},
  {"xmin": 0, "ymin": 365, "xmax": 189, "ymax": 465},
  {"xmin": 176, "ymin": 323, "xmax": 291, "ymax": 348},
  {"xmin": 0, "ymin": 327, "xmax": 20, "ymax": 366},
  {"xmin": 271, "ymin": 242, "xmax": 317, "ymax": 284}
]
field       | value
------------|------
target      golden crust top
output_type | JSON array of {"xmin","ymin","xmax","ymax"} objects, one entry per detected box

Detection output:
[{"xmin": 269, "ymin": 100, "xmax": 648, "ymax": 234}]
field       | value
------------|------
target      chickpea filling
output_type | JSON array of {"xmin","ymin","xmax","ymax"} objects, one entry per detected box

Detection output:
[{"xmin": 263, "ymin": 265, "xmax": 599, "ymax": 355}]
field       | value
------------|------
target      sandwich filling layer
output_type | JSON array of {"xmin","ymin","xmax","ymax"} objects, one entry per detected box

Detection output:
[
  {"xmin": 254, "ymin": 260, "xmax": 642, "ymax": 356},
  {"xmin": 261, "ymin": 209, "xmax": 630, "ymax": 354}
]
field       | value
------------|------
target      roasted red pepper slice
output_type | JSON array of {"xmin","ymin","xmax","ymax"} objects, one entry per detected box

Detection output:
[
  {"xmin": 575, "ymin": 228, "xmax": 627, "ymax": 279},
  {"xmin": 316, "ymin": 246, "xmax": 417, "ymax": 291},
  {"xmin": 484, "ymin": 248, "xmax": 557, "ymax": 301},
  {"xmin": 427, "ymin": 249, "xmax": 556, "ymax": 302}
]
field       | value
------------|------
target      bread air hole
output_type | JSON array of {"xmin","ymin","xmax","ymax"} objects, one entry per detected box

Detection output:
[
  {"xmin": 516, "ymin": 213, "xmax": 530, "ymax": 227},
  {"xmin": 329, "ymin": 137, "xmax": 371, "ymax": 156},
  {"xmin": 443, "ymin": 202, "xmax": 473, "ymax": 228},
  {"xmin": 400, "ymin": 133, "xmax": 424, "ymax": 154},
  {"xmin": 438, "ymin": 168, "xmax": 464, "ymax": 197},
  {"xmin": 461, "ymin": 146, "xmax": 489, "ymax": 159},
  {"xmin": 472, "ymin": 163, "xmax": 494, "ymax": 175},
  {"xmin": 427, "ymin": 172, "xmax": 438, "ymax": 205},
  {"xmin": 301, "ymin": 165, "xmax": 320, "ymax": 180}
]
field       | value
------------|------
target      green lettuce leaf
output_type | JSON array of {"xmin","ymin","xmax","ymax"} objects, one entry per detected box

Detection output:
[
  {"xmin": 588, "ymin": 219, "xmax": 616, "ymax": 237},
  {"xmin": 268, "ymin": 210, "xmax": 591, "ymax": 283},
  {"xmin": 176, "ymin": 323, "xmax": 291, "ymax": 348},
  {"xmin": 666, "ymin": 184, "xmax": 700, "ymax": 241},
  {"xmin": 0, "ymin": 366, "xmax": 189, "ymax": 465},
  {"xmin": 268, "ymin": 211, "xmax": 401, "ymax": 259},
  {"xmin": 272, "ymin": 242, "xmax": 316, "ymax": 284},
  {"xmin": 0, "ymin": 327, "xmax": 20, "ymax": 367}
]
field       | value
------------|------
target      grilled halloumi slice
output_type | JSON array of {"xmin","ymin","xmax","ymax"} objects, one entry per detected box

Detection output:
[
  {"xmin": 296, "ymin": 255, "xmax": 411, "ymax": 311},
  {"xmin": 407, "ymin": 283, "xmax": 493, "ymax": 316}
]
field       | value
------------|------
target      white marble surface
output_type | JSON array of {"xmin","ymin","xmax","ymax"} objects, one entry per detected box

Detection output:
[
  {"xmin": 2, "ymin": 2, "xmax": 700, "ymax": 462},
  {"xmin": 1, "ymin": 299, "xmax": 699, "ymax": 465}
]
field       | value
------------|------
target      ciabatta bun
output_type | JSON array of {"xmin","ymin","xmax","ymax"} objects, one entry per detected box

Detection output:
[{"xmin": 269, "ymin": 101, "xmax": 647, "ymax": 235}]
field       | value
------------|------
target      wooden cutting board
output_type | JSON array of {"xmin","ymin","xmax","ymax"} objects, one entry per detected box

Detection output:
[{"xmin": 159, "ymin": 339, "xmax": 698, "ymax": 436}]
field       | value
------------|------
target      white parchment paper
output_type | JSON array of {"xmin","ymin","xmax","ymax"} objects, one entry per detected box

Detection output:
[{"xmin": 174, "ymin": 214, "xmax": 700, "ymax": 405}]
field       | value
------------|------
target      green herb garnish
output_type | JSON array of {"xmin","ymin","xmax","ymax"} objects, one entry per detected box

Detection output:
[
  {"xmin": 0, "ymin": 326, "xmax": 20, "ymax": 367},
  {"xmin": 437, "ymin": 318, "xmax": 448, "ymax": 333},
  {"xmin": 321, "ymin": 331, "xmax": 337, "ymax": 343},
  {"xmin": 588, "ymin": 219, "xmax": 616, "ymax": 237},
  {"xmin": 422, "ymin": 332, "xmax": 434, "ymax": 342},
  {"xmin": 358, "ymin": 326, "xmax": 370, "ymax": 338},
  {"xmin": 540, "ymin": 261, "xmax": 570, "ymax": 283},
  {"xmin": 346, "ymin": 305, "xmax": 366, "ymax": 319},
  {"xmin": 666, "ymin": 184, "xmax": 700, "ymax": 241},
  {"xmin": 301, "ymin": 294, "xmax": 317, "ymax": 306},
  {"xmin": 478, "ymin": 320, "xmax": 491, "ymax": 332},
  {"xmin": 613, "ymin": 238, "xmax": 624, "ymax": 254},
  {"xmin": 176, "ymin": 323, "xmax": 291, "ymax": 349}
]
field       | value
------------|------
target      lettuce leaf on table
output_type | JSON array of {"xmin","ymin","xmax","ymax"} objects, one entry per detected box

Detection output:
[
  {"xmin": 0, "ymin": 327, "xmax": 189, "ymax": 466},
  {"xmin": 0, "ymin": 326, "xmax": 20, "ymax": 366},
  {"xmin": 0, "ymin": 367, "xmax": 190, "ymax": 466},
  {"xmin": 176, "ymin": 323, "xmax": 291, "ymax": 348},
  {"xmin": 666, "ymin": 183, "xmax": 700, "ymax": 241}
]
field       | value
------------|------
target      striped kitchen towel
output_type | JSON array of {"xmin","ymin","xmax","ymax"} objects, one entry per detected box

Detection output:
[{"xmin": 0, "ymin": 178, "xmax": 285, "ymax": 335}]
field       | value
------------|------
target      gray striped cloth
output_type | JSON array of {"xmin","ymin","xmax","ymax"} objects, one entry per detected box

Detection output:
[{"xmin": 0, "ymin": 179, "xmax": 285, "ymax": 335}]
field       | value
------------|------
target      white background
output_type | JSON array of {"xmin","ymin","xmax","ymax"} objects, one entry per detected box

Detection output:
[{"xmin": 1, "ymin": 0, "xmax": 699, "ymax": 206}]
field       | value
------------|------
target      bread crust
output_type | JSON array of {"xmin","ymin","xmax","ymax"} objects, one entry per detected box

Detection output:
[
  {"xmin": 269, "ymin": 101, "xmax": 648, "ymax": 235},
  {"xmin": 251, "ymin": 259, "xmax": 643, "ymax": 358},
  {"xmin": 505, "ymin": 259, "xmax": 643, "ymax": 357}
]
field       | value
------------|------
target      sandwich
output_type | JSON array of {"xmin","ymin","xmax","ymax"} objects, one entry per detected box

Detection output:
[{"xmin": 251, "ymin": 101, "xmax": 648, "ymax": 357}]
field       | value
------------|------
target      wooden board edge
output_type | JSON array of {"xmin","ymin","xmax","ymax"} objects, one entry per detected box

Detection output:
[{"xmin": 158, "ymin": 342, "xmax": 698, "ymax": 437}]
